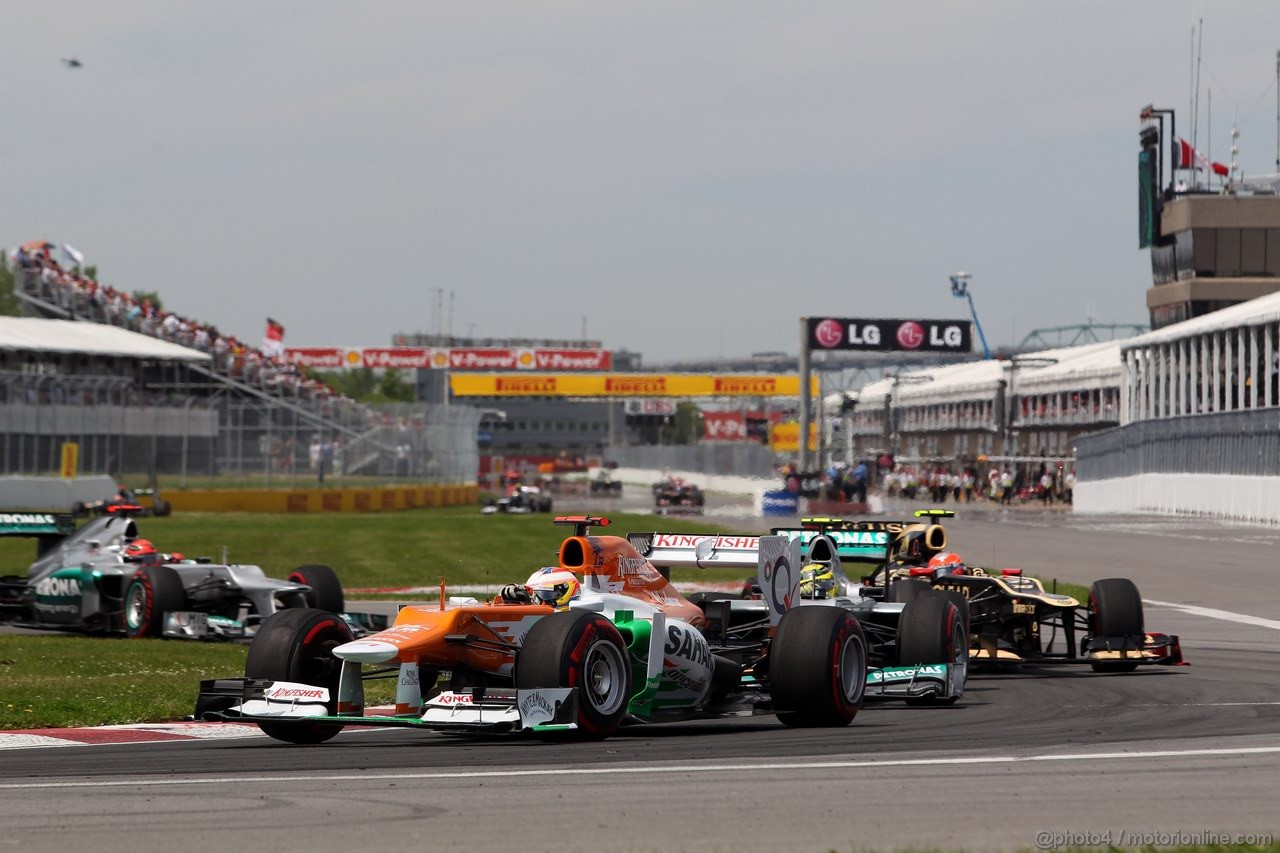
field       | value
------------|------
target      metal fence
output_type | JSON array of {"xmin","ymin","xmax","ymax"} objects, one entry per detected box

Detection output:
[
  {"xmin": 607, "ymin": 443, "xmax": 779, "ymax": 477},
  {"xmin": 1075, "ymin": 408, "xmax": 1280, "ymax": 480}
]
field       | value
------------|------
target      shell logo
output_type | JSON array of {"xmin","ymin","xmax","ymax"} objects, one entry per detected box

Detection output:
[
  {"xmin": 516, "ymin": 349, "xmax": 535, "ymax": 369},
  {"xmin": 344, "ymin": 349, "xmax": 363, "ymax": 366},
  {"xmin": 432, "ymin": 350, "xmax": 449, "ymax": 368}
]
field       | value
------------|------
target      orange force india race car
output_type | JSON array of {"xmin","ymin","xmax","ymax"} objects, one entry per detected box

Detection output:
[{"xmin": 195, "ymin": 516, "xmax": 962, "ymax": 744}]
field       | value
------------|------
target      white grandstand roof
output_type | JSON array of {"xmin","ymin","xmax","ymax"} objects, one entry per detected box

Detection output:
[
  {"xmin": 0, "ymin": 317, "xmax": 209, "ymax": 362},
  {"xmin": 1122, "ymin": 289, "xmax": 1280, "ymax": 349},
  {"xmin": 849, "ymin": 340, "xmax": 1123, "ymax": 408}
]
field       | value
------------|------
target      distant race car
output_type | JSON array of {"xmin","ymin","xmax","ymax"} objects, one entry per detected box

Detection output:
[
  {"xmin": 800, "ymin": 511, "xmax": 1185, "ymax": 672},
  {"xmin": 482, "ymin": 484, "xmax": 553, "ymax": 515},
  {"xmin": 74, "ymin": 486, "xmax": 172, "ymax": 518},
  {"xmin": 589, "ymin": 471, "xmax": 623, "ymax": 497},
  {"xmin": 628, "ymin": 526, "xmax": 968, "ymax": 705},
  {"xmin": 0, "ymin": 512, "xmax": 362, "ymax": 641},
  {"xmin": 195, "ymin": 516, "xmax": 880, "ymax": 744},
  {"xmin": 653, "ymin": 477, "xmax": 704, "ymax": 515}
]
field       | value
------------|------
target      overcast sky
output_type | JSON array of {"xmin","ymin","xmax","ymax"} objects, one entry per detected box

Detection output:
[{"xmin": 6, "ymin": 2, "xmax": 1280, "ymax": 362}]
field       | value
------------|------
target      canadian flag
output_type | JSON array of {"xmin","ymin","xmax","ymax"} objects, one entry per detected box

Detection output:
[
  {"xmin": 262, "ymin": 318, "xmax": 286, "ymax": 359},
  {"xmin": 1176, "ymin": 138, "xmax": 1229, "ymax": 176}
]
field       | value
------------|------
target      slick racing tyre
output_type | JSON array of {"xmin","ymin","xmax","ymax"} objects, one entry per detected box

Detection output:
[
  {"xmin": 245, "ymin": 608, "xmax": 354, "ymax": 744},
  {"xmin": 124, "ymin": 565, "xmax": 188, "ymax": 638},
  {"xmin": 888, "ymin": 579, "xmax": 930, "ymax": 604},
  {"xmin": 515, "ymin": 611, "xmax": 631, "ymax": 740},
  {"xmin": 770, "ymin": 606, "xmax": 866, "ymax": 727},
  {"xmin": 897, "ymin": 592, "xmax": 967, "ymax": 706},
  {"xmin": 287, "ymin": 564, "xmax": 345, "ymax": 614},
  {"xmin": 151, "ymin": 498, "xmax": 173, "ymax": 517},
  {"xmin": 1088, "ymin": 578, "xmax": 1144, "ymax": 673}
]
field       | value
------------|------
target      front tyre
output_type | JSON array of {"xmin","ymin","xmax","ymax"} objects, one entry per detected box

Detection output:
[
  {"xmin": 770, "ymin": 606, "xmax": 866, "ymax": 727},
  {"xmin": 124, "ymin": 566, "xmax": 187, "ymax": 638},
  {"xmin": 287, "ymin": 564, "xmax": 345, "ymax": 614},
  {"xmin": 1089, "ymin": 578, "xmax": 1144, "ymax": 673},
  {"xmin": 245, "ymin": 608, "xmax": 353, "ymax": 744},
  {"xmin": 515, "ymin": 611, "xmax": 631, "ymax": 740},
  {"xmin": 897, "ymin": 592, "xmax": 967, "ymax": 706}
]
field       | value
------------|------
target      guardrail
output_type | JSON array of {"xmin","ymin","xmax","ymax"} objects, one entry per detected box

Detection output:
[{"xmin": 1075, "ymin": 409, "xmax": 1280, "ymax": 480}]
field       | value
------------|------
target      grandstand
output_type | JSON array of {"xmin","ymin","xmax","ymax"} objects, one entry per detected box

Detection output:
[{"xmin": 7, "ymin": 244, "xmax": 477, "ymax": 484}]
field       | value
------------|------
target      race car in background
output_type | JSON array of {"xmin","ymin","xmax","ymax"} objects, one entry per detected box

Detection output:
[
  {"xmin": 628, "ymin": 527, "xmax": 968, "ymax": 705},
  {"xmin": 0, "ymin": 511, "xmax": 354, "ymax": 640},
  {"xmin": 794, "ymin": 511, "xmax": 1185, "ymax": 672},
  {"xmin": 482, "ymin": 484, "xmax": 554, "ymax": 514},
  {"xmin": 653, "ymin": 477, "xmax": 705, "ymax": 515},
  {"xmin": 73, "ymin": 485, "xmax": 172, "ymax": 518},
  {"xmin": 196, "ymin": 516, "xmax": 872, "ymax": 744}
]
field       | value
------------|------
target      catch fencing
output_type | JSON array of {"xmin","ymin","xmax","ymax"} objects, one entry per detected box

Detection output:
[{"xmin": 1074, "ymin": 408, "xmax": 1280, "ymax": 480}]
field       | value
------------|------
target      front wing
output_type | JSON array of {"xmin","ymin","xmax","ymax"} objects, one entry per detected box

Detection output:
[
  {"xmin": 197, "ymin": 679, "xmax": 579, "ymax": 735},
  {"xmin": 865, "ymin": 663, "xmax": 962, "ymax": 702}
]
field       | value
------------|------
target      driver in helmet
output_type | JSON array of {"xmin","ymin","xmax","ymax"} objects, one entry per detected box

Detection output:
[
  {"xmin": 799, "ymin": 563, "xmax": 838, "ymax": 600},
  {"xmin": 525, "ymin": 567, "xmax": 581, "ymax": 609},
  {"xmin": 928, "ymin": 551, "xmax": 966, "ymax": 577},
  {"xmin": 123, "ymin": 539, "xmax": 159, "ymax": 565}
]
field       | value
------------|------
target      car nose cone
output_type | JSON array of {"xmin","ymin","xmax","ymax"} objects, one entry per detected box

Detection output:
[{"xmin": 333, "ymin": 639, "xmax": 399, "ymax": 664}]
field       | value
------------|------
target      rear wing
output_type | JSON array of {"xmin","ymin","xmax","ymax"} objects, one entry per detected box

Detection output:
[
  {"xmin": 771, "ymin": 526, "xmax": 892, "ymax": 562},
  {"xmin": 626, "ymin": 532, "xmax": 760, "ymax": 569},
  {"xmin": 628, "ymin": 532, "xmax": 800, "ymax": 626},
  {"xmin": 0, "ymin": 512, "xmax": 75, "ymax": 537},
  {"xmin": 0, "ymin": 512, "xmax": 75, "ymax": 560}
]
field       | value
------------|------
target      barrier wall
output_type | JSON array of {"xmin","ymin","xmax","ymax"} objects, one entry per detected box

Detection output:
[
  {"xmin": 166, "ymin": 484, "xmax": 479, "ymax": 513},
  {"xmin": 1076, "ymin": 473, "xmax": 1280, "ymax": 526},
  {"xmin": 0, "ymin": 475, "xmax": 117, "ymax": 511}
]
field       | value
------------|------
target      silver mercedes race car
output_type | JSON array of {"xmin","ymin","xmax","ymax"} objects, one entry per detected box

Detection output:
[
  {"xmin": 628, "ymin": 527, "xmax": 969, "ymax": 706},
  {"xmin": 0, "ymin": 511, "xmax": 360, "ymax": 640}
]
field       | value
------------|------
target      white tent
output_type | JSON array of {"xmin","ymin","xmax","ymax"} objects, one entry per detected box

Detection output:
[{"xmin": 0, "ymin": 317, "xmax": 209, "ymax": 363}]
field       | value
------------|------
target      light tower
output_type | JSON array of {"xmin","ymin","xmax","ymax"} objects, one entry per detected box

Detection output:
[{"xmin": 949, "ymin": 272, "xmax": 992, "ymax": 359}]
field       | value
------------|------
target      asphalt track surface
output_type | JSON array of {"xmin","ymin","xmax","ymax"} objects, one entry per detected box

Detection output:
[{"xmin": 3, "ymin": 500, "xmax": 1280, "ymax": 852}]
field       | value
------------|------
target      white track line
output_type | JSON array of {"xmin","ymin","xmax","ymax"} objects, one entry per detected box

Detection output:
[
  {"xmin": 5, "ymin": 744, "xmax": 1280, "ymax": 790},
  {"xmin": 1145, "ymin": 599, "xmax": 1280, "ymax": 631}
]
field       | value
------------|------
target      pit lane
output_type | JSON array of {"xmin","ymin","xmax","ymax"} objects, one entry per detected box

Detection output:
[{"xmin": 3, "ymin": 505, "xmax": 1279, "ymax": 851}]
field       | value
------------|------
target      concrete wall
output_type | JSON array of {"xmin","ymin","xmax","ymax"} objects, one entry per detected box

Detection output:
[
  {"xmin": 0, "ymin": 475, "xmax": 117, "ymax": 510},
  {"xmin": 1076, "ymin": 473, "xmax": 1280, "ymax": 526}
]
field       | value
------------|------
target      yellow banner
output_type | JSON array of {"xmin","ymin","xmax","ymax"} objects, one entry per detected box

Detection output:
[
  {"xmin": 59, "ymin": 442, "xmax": 79, "ymax": 479},
  {"xmin": 450, "ymin": 374, "xmax": 817, "ymax": 397},
  {"xmin": 769, "ymin": 422, "xmax": 818, "ymax": 452}
]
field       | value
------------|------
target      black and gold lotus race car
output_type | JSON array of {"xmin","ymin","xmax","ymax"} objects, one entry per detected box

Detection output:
[{"xmin": 796, "ymin": 511, "xmax": 1185, "ymax": 672}]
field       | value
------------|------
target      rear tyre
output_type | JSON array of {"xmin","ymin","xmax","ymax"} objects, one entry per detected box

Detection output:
[
  {"xmin": 151, "ymin": 499, "xmax": 173, "ymax": 518},
  {"xmin": 897, "ymin": 593, "xmax": 967, "ymax": 706},
  {"xmin": 245, "ymin": 608, "xmax": 353, "ymax": 744},
  {"xmin": 1089, "ymin": 578, "xmax": 1144, "ymax": 673},
  {"xmin": 770, "ymin": 606, "xmax": 866, "ymax": 727},
  {"xmin": 124, "ymin": 566, "xmax": 187, "ymax": 638},
  {"xmin": 515, "ymin": 611, "xmax": 631, "ymax": 740},
  {"xmin": 287, "ymin": 564, "xmax": 345, "ymax": 614}
]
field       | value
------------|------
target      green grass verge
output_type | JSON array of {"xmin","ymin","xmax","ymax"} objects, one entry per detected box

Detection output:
[{"xmin": 0, "ymin": 636, "xmax": 247, "ymax": 729}]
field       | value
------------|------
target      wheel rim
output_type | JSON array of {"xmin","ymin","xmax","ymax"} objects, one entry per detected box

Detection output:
[
  {"xmin": 837, "ymin": 631, "xmax": 866, "ymax": 705},
  {"xmin": 582, "ymin": 638, "xmax": 628, "ymax": 716},
  {"xmin": 125, "ymin": 582, "xmax": 146, "ymax": 630}
]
